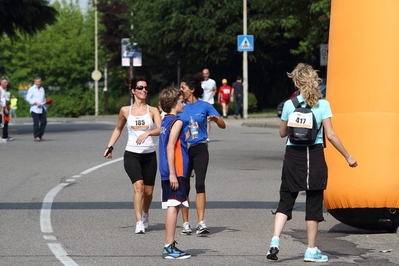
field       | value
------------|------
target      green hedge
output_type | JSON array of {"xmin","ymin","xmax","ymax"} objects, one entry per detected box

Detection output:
[{"xmin": 214, "ymin": 92, "xmax": 258, "ymax": 116}]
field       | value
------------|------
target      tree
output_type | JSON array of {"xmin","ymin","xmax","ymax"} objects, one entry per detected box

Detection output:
[
  {"xmin": 0, "ymin": 1, "xmax": 102, "ymax": 117},
  {"xmin": 0, "ymin": 0, "xmax": 331, "ymax": 115},
  {"xmin": 95, "ymin": 0, "xmax": 334, "ymax": 110},
  {"xmin": 97, "ymin": 0, "xmax": 130, "ymax": 66},
  {"xmin": 0, "ymin": 0, "xmax": 58, "ymax": 38},
  {"xmin": 1, "ymin": 1, "xmax": 95, "ymax": 86},
  {"xmin": 115, "ymin": 0, "xmax": 330, "ymax": 107}
]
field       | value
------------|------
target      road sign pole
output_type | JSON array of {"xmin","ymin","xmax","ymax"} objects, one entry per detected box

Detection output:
[
  {"xmin": 243, "ymin": 0, "xmax": 248, "ymax": 119},
  {"xmin": 95, "ymin": 0, "xmax": 98, "ymax": 116}
]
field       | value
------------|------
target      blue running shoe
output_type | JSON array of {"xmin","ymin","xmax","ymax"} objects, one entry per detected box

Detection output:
[
  {"xmin": 162, "ymin": 241, "xmax": 191, "ymax": 259},
  {"xmin": 266, "ymin": 237, "xmax": 279, "ymax": 261},
  {"xmin": 304, "ymin": 248, "xmax": 328, "ymax": 262}
]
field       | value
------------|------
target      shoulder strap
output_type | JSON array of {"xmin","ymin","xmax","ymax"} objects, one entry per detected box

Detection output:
[
  {"xmin": 290, "ymin": 97, "xmax": 327, "ymax": 148},
  {"xmin": 290, "ymin": 97, "xmax": 301, "ymax": 108}
]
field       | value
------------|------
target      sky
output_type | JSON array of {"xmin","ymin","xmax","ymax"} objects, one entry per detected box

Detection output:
[{"xmin": 49, "ymin": 0, "xmax": 90, "ymax": 12}]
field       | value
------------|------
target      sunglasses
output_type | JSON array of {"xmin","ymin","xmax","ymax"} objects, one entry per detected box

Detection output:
[{"xmin": 135, "ymin": 86, "xmax": 148, "ymax": 90}]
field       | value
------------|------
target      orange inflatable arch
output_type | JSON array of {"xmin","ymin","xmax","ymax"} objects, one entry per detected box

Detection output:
[{"xmin": 324, "ymin": 0, "xmax": 399, "ymax": 231}]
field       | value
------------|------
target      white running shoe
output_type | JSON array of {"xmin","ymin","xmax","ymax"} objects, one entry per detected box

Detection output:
[
  {"xmin": 181, "ymin": 222, "xmax": 192, "ymax": 235},
  {"xmin": 196, "ymin": 221, "xmax": 210, "ymax": 234},
  {"xmin": 142, "ymin": 212, "xmax": 149, "ymax": 229},
  {"xmin": 135, "ymin": 221, "xmax": 145, "ymax": 234}
]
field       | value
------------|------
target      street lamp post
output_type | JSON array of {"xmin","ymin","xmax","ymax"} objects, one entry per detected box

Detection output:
[
  {"xmin": 104, "ymin": 61, "xmax": 108, "ymax": 114},
  {"xmin": 243, "ymin": 0, "xmax": 248, "ymax": 119},
  {"xmin": 92, "ymin": 0, "xmax": 102, "ymax": 116}
]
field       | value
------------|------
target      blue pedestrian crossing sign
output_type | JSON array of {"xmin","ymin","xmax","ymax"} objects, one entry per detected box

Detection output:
[{"xmin": 237, "ymin": 35, "xmax": 254, "ymax": 52}]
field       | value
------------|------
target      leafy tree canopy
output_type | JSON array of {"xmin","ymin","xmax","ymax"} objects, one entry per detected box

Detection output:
[
  {"xmin": 0, "ymin": 1, "xmax": 105, "ymax": 117},
  {"xmin": 1, "ymin": 1, "xmax": 95, "ymax": 87},
  {"xmin": 97, "ymin": 0, "xmax": 331, "ymax": 108},
  {"xmin": 0, "ymin": 0, "xmax": 58, "ymax": 38},
  {"xmin": 127, "ymin": 0, "xmax": 330, "ymax": 65},
  {"xmin": 0, "ymin": 0, "xmax": 332, "ymax": 116}
]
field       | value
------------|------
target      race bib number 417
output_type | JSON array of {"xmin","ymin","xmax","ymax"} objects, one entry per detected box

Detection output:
[{"xmin": 287, "ymin": 112, "xmax": 313, "ymax": 129}]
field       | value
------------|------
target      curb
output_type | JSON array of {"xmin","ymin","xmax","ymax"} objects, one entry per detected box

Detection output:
[
  {"xmin": 3, "ymin": 116, "xmax": 281, "ymax": 136},
  {"xmin": 242, "ymin": 122, "xmax": 280, "ymax": 128}
]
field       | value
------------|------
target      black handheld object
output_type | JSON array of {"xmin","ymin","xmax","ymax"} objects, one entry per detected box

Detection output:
[{"xmin": 104, "ymin": 146, "xmax": 113, "ymax": 157}]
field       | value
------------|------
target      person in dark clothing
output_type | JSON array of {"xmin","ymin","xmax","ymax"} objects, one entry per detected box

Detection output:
[{"xmin": 231, "ymin": 76, "xmax": 243, "ymax": 119}]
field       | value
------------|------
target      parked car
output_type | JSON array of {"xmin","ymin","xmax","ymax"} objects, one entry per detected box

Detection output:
[{"xmin": 276, "ymin": 84, "xmax": 326, "ymax": 117}]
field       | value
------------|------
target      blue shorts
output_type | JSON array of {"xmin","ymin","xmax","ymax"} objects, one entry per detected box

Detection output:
[{"xmin": 162, "ymin": 176, "xmax": 189, "ymax": 209}]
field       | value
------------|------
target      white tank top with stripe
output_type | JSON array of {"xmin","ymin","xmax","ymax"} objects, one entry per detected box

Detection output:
[{"xmin": 125, "ymin": 105, "xmax": 156, "ymax": 153}]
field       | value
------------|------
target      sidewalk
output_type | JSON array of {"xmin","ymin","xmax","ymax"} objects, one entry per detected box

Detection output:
[
  {"xmin": 5, "ymin": 114, "xmax": 282, "ymax": 135},
  {"xmin": 241, "ymin": 116, "xmax": 281, "ymax": 128},
  {"xmin": 8, "ymin": 115, "xmax": 119, "ymax": 125}
]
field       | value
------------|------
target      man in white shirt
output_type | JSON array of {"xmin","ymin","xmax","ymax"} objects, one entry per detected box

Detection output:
[
  {"xmin": 201, "ymin": 68, "xmax": 217, "ymax": 104},
  {"xmin": 0, "ymin": 77, "xmax": 13, "ymax": 142},
  {"xmin": 200, "ymin": 68, "xmax": 217, "ymax": 141},
  {"xmin": 26, "ymin": 76, "xmax": 47, "ymax": 141},
  {"xmin": 0, "ymin": 79, "xmax": 3, "ymax": 129}
]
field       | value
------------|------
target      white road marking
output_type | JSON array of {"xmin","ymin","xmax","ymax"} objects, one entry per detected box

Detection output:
[
  {"xmin": 41, "ymin": 157, "xmax": 123, "ymax": 265},
  {"xmin": 48, "ymin": 243, "xmax": 79, "ymax": 266},
  {"xmin": 80, "ymin": 157, "xmax": 123, "ymax": 174},
  {"xmin": 41, "ymin": 183, "xmax": 69, "ymax": 233}
]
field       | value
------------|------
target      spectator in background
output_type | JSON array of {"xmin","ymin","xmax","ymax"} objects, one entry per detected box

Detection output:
[
  {"xmin": 200, "ymin": 68, "xmax": 217, "ymax": 141},
  {"xmin": 26, "ymin": 76, "xmax": 47, "ymax": 142},
  {"xmin": 217, "ymin": 78, "xmax": 233, "ymax": 118},
  {"xmin": 0, "ymin": 77, "xmax": 13, "ymax": 142},
  {"xmin": 9, "ymin": 94, "xmax": 18, "ymax": 118},
  {"xmin": 231, "ymin": 76, "xmax": 243, "ymax": 119},
  {"xmin": 0, "ymin": 78, "xmax": 5, "ymax": 130}
]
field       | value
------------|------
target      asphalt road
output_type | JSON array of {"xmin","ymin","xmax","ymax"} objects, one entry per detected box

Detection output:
[{"xmin": 0, "ymin": 116, "xmax": 398, "ymax": 266}]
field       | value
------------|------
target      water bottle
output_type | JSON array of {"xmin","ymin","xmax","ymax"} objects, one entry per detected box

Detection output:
[{"xmin": 189, "ymin": 116, "xmax": 198, "ymax": 139}]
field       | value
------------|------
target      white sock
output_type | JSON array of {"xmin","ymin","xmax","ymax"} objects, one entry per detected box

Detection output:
[
  {"xmin": 307, "ymin": 247, "xmax": 318, "ymax": 253},
  {"xmin": 272, "ymin": 236, "xmax": 279, "ymax": 241},
  {"xmin": 165, "ymin": 242, "xmax": 174, "ymax": 247}
]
